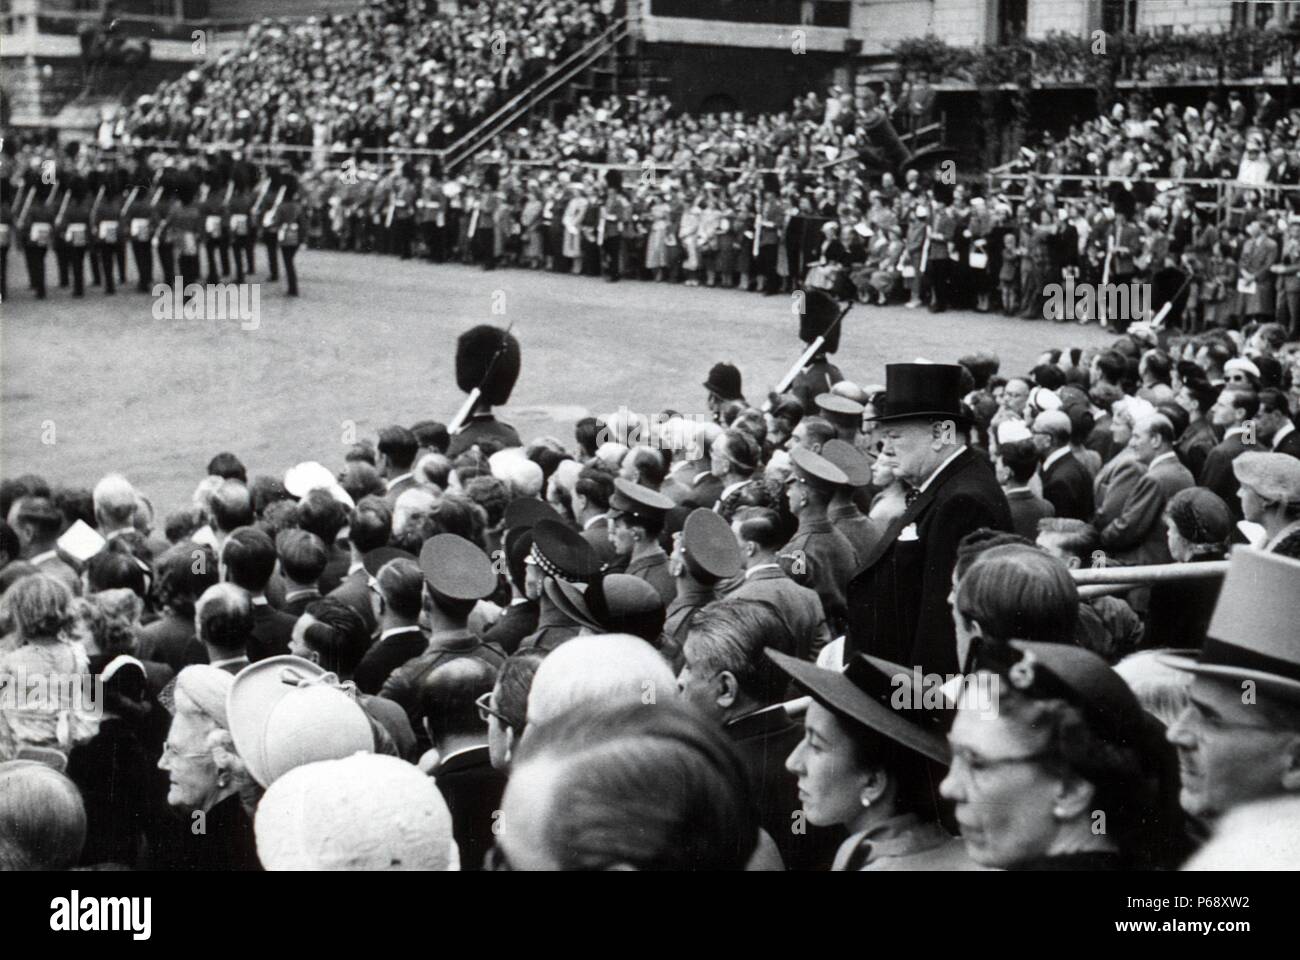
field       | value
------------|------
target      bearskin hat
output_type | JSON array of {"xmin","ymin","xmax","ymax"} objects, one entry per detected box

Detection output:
[
  {"xmin": 798, "ymin": 289, "xmax": 845, "ymax": 355},
  {"xmin": 762, "ymin": 171, "xmax": 781, "ymax": 195},
  {"xmin": 605, "ymin": 167, "xmax": 623, "ymax": 191},
  {"xmin": 456, "ymin": 325, "xmax": 521, "ymax": 405}
]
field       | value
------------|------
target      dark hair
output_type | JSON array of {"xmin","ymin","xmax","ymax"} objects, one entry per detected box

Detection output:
[
  {"xmin": 575, "ymin": 468, "xmax": 614, "ymax": 511},
  {"xmin": 957, "ymin": 544, "xmax": 1078, "ymax": 644},
  {"xmin": 301, "ymin": 597, "xmax": 371, "ymax": 676},
  {"xmin": 196, "ymin": 586, "xmax": 252, "ymax": 655},
  {"xmin": 1036, "ymin": 517, "xmax": 1100, "ymax": 560},
  {"xmin": 465, "ymin": 475, "xmax": 511, "ymax": 528},
  {"xmin": 1179, "ymin": 378, "xmax": 1219, "ymax": 417},
  {"xmin": 958, "ymin": 352, "xmax": 1000, "ymax": 390},
  {"xmin": 1141, "ymin": 350, "xmax": 1172, "ymax": 386},
  {"xmin": 1031, "ymin": 363, "xmax": 1066, "ymax": 391},
  {"xmin": 376, "ymin": 557, "xmax": 424, "ymax": 620},
  {"xmin": 85, "ymin": 543, "xmax": 147, "ymax": 598},
  {"xmin": 345, "ymin": 441, "xmax": 377, "ymax": 466},
  {"xmin": 574, "ymin": 417, "xmax": 603, "ymax": 459},
  {"xmin": 163, "ymin": 506, "xmax": 206, "ymax": 544},
  {"xmin": 1259, "ymin": 387, "xmax": 1293, "ymax": 419},
  {"xmin": 418, "ymin": 657, "xmax": 498, "ymax": 743},
  {"xmin": 1224, "ymin": 388, "xmax": 1261, "ymax": 420},
  {"xmin": 210, "ymin": 480, "xmax": 254, "ymax": 533},
  {"xmin": 258, "ymin": 499, "xmax": 300, "ymax": 541},
  {"xmin": 626, "ymin": 447, "xmax": 668, "ymax": 487},
  {"xmin": 377, "ymin": 425, "xmax": 418, "ymax": 470},
  {"xmin": 153, "ymin": 541, "xmax": 218, "ymax": 619},
  {"xmin": 431, "ymin": 493, "xmax": 484, "ymax": 547},
  {"xmin": 276, "ymin": 529, "xmax": 328, "ymax": 584},
  {"xmin": 0, "ymin": 521, "xmax": 20, "ymax": 564},
  {"xmin": 730, "ymin": 409, "xmax": 768, "ymax": 452},
  {"xmin": 52, "ymin": 487, "xmax": 94, "ymax": 531},
  {"xmin": 349, "ymin": 496, "xmax": 393, "ymax": 554},
  {"xmin": 997, "ymin": 438, "xmax": 1040, "ymax": 485},
  {"xmin": 1165, "ymin": 488, "xmax": 1233, "ymax": 552},
  {"xmin": 338, "ymin": 462, "xmax": 387, "ymax": 504},
  {"xmin": 494, "ymin": 649, "xmax": 548, "ymax": 734},
  {"xmin": 207, "ymin": 452, "xmax": 247, "ymax": 483},
  {"xmin": 296, "ymin": 489, "xmax": 348, "ymax": 545},
  {"xmin": 515, "ymin": 701, "xmax": 758, "ymax": 871},
  {"xmin": 0, "ymin": 475, "xmax": 51, "ymax": 527},
  {"xmin": 717, "ymin": 429, "xmax": 760, "ymax": 477},
  {"xmin": 953, "ymin": 528, "xmax": 1035, "ymax": 580},
  {"xmin": 685, "ymin": 598, "xmax": 795, "ymax": 705},
  {"xmin": 221, "ymin": 526, "xmax": 277, "ymax": 592},
  {"xmin": 733, "ymin": 506, "xmax": 786, "ymax": 552},
  {"xmin": 452, "ymin": 450, "xmax": 490, "ymax": 484},
  {"xmin": 799, "ymin": 416, "xmax": 837, "ymax": 450},
  {"xmin": 410, "ymin": 420, "xmax": 450, "ymax": 455},
  {"xmin": 1095, "ymin": 350, "xmax": 1127, "ymax": 386},
  {"xmin": 416, "ymin": 453, "xmax": 453, "ymax": 489}
]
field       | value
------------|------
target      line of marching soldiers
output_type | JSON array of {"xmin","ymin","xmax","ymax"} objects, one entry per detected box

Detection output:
[{"xmin": 1, "ymin": 159, "xmax": 309, "ymax": 302}]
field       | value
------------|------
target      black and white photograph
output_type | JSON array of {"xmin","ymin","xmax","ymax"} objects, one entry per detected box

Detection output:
[{"xmin": 0, "ymin": 0, "xmax": 1297, "ymax": 923}]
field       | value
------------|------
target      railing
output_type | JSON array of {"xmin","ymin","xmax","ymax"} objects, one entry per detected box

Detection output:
[
  {"xmin": 440, "ymin": 16, "xmax": 631, "ymax": 173},
  {"xmin": 1, "ymin": 6, "xmax": 258, "ymax": 42},
  {"xmin": 1070, "ymin": 559, "xmax": 1230, "ymax": 600}
]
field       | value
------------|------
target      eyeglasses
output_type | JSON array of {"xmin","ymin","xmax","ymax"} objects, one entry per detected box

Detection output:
[
  {"xmin": 947, "ymin": 746, "xmax": 1050, "ymax": 790},
  {"xmin": 475, "ymin": 691, "xmax": 509, "ymax": 726},
  {"xmin": 161, "ymin": 741, "xmax": 212, "ymax": 762}
]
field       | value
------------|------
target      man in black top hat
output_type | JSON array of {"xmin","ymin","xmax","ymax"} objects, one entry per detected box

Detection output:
[
  {"xmin": 447, "ymin": 324, "xmax": 523, "ymax": 458},
  {"xmin": 846, "ymin": 363, "xmax": 1012, "ymax": 676}
]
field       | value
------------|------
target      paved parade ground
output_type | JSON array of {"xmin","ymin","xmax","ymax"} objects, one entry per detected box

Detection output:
[{"xmin": 1, "ymin": 250, "xmax": 1115, "ymax": 514}]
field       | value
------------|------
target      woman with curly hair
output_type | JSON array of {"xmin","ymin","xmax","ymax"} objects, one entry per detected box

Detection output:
[{"xmin": 940, "ymin": 640, "xmax": 1189, "ymax": 870}]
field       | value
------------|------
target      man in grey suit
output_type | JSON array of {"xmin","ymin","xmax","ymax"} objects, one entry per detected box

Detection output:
[{"xmin": 1097, "ymin": 414, "xmax": 1195, "ymax": 567}]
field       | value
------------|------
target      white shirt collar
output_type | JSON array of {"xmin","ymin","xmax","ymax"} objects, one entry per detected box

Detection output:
[
  {"xmin": 1274, "ymin": 421, "xmax": 1296, "ymax": 449},
  {"xmin": 209, "ymin": 656, "xmax": 248, "ymax": 669},
  {"xmin": 347, "ymin": 560, "xmax": 365, "ymax": 576},
  {"xmin": 28, "ymin": 549, "xmax": 58, "ymax": 566},
  {"xmin": 1042, "ymin": 446, "xmax": 1072, "ymax": 473},
  {"xmin": 387, "ymin": 473, "xmax": 413, "ymax": 490},
  {"xmin": 919, "ymin": 445, "xmax": 967, "ymax": 493},
  {"xmin": 1225, "ymin": 426, "xmax": 1245, "ymax": 440},
  {"xmin": 250, "ymin": 595, "xmax": 269, "ymax": 607},
  {"xmin": 745, "ymin": 562, "xmax": 782, "ymax": 579},
  {"xmin": 582, "ymin": 512, "xmax": 608, "ymax": 530},
  {"xmin": 721, "ymin": 479, "xmax": 749, "ymax": 501},
  {"xmin": 380, "ymin": 626, "xmax": 423, "ymax": 642}
]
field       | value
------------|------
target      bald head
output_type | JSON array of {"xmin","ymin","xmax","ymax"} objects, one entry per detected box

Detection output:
[
  {"xmin": 93, "ymin": 473, "xmax": 138, "ymax": 531},
  {"xmin": 526, "ymin": 634, "xmax": 677, "ymax": 728},
  {"xmin": 1032, "ymin": 410, "xmax": 1072, "ymax": 451}
]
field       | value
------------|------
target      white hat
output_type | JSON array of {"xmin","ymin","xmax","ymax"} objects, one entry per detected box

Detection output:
[
  {"xmin": 996, "ymin": 420, "xmax": 1033, "ymax": 445},
  {"xmin": 1028, "ymin": 385, "xmax": 1063, "ymax": 412},
  {"xmin": 1224, "ymin": 357, "xmax": 1261, "ymax": 380},
  {"xmin": 283, "ymin": 462, "xmax": 354, "ymax": 508},
  {"xmin": 227, "ymin": 657, "xmax": 374, "ymax": 788},
  {"xmin": 255, "ymin": 753, "xmax": 459, "ymax": 870}
]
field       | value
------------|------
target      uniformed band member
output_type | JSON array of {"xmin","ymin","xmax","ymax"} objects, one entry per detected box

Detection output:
[
  {"xmin": 608, "ymin": 478, "xmax": 677, "ymax": 606},
  {"xmin": 447, "ymin": 324, "xmax": 523, "ymax": 458},
  {"xmin": 789, "ymin": 289, "xmax": 847, "ymax": 415}
]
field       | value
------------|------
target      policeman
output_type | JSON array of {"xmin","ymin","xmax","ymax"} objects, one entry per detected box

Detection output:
[
  {"xmin": 447, "ymin": 324, "xmax": 523, "ymax": 458},
  {"xmin": 516, "ymin": 519, "xmax": 603, "ymax": 652}
]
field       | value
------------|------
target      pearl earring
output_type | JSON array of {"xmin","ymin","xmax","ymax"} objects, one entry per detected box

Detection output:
[{"xmin": 860, "ymin": 793, "xmax": 872, "ymax": 809}]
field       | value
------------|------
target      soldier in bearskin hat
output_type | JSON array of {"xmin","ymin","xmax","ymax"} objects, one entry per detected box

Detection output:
[
  {"xmin": 200, "ymin": 163, "xmax": 232, "ymax": 283},
  {"xmin": 170, "ymin": 167, "xmax": 204, "ymax": 293},
  {"xmin": 19, "ymin": 173, "xmax": 56, "ymax": 299},
  {"xmin": 58, "ymin": 175, "xmax": 93, "ymax": 297},
  {"xmin": 228, "ymin": 159, "xmax": 257, "ymax": 283},
  {"xmin": 789, "ymin": 288, "xmax": 847, "ymax": 415},
  {"xmin": 755, "ymin": 171, "xmax": 783, "ymax": 295},
  {"xmin": 124, "ymin": 164, "xmax": 158, "ymax": 291},
  {"xmin": 271, "ymin": 173, "xmax": 308, "ymax": 296},
  {"xmin": 92, "ymin": 163, "xmax": 129, "ymax": 293},
  {"xmin": 601, "ymin": 167, "xmax": 628, "ymax": 281},
  {"xmin": 446, "ymin": 324, "xmax": 523, "ymax": 458}
]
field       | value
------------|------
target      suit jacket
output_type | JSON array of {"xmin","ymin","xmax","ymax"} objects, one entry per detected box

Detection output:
[
  {"xmin": 1005, "ymin": 487, "xmax": 1055, "ymax": 540},
  {"xmin": 446, "ymin": 415, "xmax": 522, "ymax": 458},
  {"xmin": 1092, "ymin": 450, "xmax": 1144, "ymax": 531},
  {"xmin": 846, "ymin": 447, "xmax": 1013, "ymax": 675},
  {"xmin": 1098, "ymin": 454, "xmax": 1195, "ymax": 565},
  {"xmin": 320, "ymin": 544, "xmax": 351, "ymax": 596},
  {"xmin": 431, "ymin": 744, "xmax": 506, "ymax": 872},
  {"xmin": 625, "ymin": 548, "xmax": 677, "ymax": 606},
  {"xmin": 248, "ymin": 601, "xmax": 296, "ymax": 662},
  {"xmin": 826, "ymin": 502, "xmax": 878, "ymax": 568},
  {"xmin": 136, "ymin": 612, "xmax": 207, "ymax": 674},
  {"xmin": 681, "ymin": 471, "xmax": 724, "ymax": 510},
  {"xmin": 725, "ymin": 705, "xmax": 842, "ymax": 872},
  {"xmin": 1274, "ymin": 423, "xmax": 1300, "ymax": 459},
  {"xmin": 1200, "ymin": 431, "xmax": 1250, "ymax": 520},
  {"xmin": 354, "ymin": 626, "xmax": 429, "ymax": 695},
  {"xmin": 1040, "ymin": 450, "xmax": 1094, "ymax": 522},
  {"xmin": 480, "ymin": 599, "xmax": 538, "ymax": 656},
  {"xmin": 1176, "ymin": 419, "xmax": 1218, "ymax": 481},
  {"xmin": 327, "ymin": 567, "xmax": 377, "ymax": 636},
  {"xmin": 378, "ymin": 631, "xmax": 506, "ymax": 724},
  {"xmin": 726, "ymin": 564, "xmax": 832, "ymax": 660},
  {"xmin": 383, "ymin": 474, "xmax": 418, "ymax": 510},
  {"xmin": 579, "ymin": 516, "xmax": 618, "ymax": 567}
]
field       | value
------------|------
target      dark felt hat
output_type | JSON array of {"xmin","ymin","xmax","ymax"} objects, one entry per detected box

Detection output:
[
  {"xmin": 867, "ymin": 363, "xmax": 969, "ymax": 424},
  {"xmin": 767, "ymin": 650, "xmax": 951, "ymax": 765},
  {"xmin": 703, "ymin": 362, "xmax": 744, "ymax": 402},
  {"xmin": 455, "ymin": 325, "xmax": 521, "ymax": 406},
  {"xmin": 819, "ymin": 439, "xmax": 873, "ymax": 487},
  {"xmin": 787, "ymin": 446, "xmax": 848, "ymax": 492},
  {"xmin": 362, "ymin": 545, "xmax": 418, "ymax": 579},
  {"xmin": 418, "ymin": 533, "xmax": 496, "ymax": 600},
  {"xmin": 502, "ymin": 497, "xmax": 559, "ymax": 533}
]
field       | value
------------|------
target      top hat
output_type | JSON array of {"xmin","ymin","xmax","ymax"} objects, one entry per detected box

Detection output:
[
  {"xmin": 1161, "ymin": 547, "xmax": 1300, "ymax": 703},
  {"xmin": 767, "ymin": 650, "xmax": 950, "ymax": 765},
  {"xmin": 703, "ymin": 362, "xmax": 744, "ymax": 403},
  {"xmin": 455, "ymin": 325, "xmax": 521, "ymax": 406},
  {"xmin": 867, "ymin": 363, "xmax": 969, "ymax": 425},
  {"xmin": 798, "ymin": 289, "xmax": 845, "ymax": 355}
]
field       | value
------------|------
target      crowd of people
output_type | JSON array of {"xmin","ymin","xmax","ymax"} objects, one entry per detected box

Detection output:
[
  {"xmin": 2, "ymin": 312, "xmax": 1299, "ymax": 871},
  {"xmin": 122, "ymin": 0, "xmax": 612, "ymax": 153}
]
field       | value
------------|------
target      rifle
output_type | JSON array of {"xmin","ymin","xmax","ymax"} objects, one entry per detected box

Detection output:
[
  {"xmin": 15, "ymin": 184, "xmax": 35, "ymax": 232},
  {"xmin": 449, "ymin": 320, "xmax": 516, "ymax": 435},
  {"xmin": 762, "ymin": 300, "xmax": 854, "ymax": 411},
  {"xmin": 919, "ymin": 223, "xmax": 932, "ymax": 274},
  {"xmin": 223, "ymin": 181, "xmax": 234, "ymax": 207},
  {"xmin": 1150, "ymin": 273, "xmax": 1195, "ymax": 331},
  {"xmin": 1098, "ymin": 231, "xmax": 1115, "ymax": 326},
  {"xmin": 751, "ymin": 194, "xmax": 763, "ymax": 258},
  {"xmin": 263, "ymin": 185, "xmax": 287, "ymax": 230},
  {"xmin": 53, "ymin": 190, "xmax": 71, "ymax": 231},
  {"xmin": 89, "ymin": 185, "xmax": 106, "ymax": 224},
  {"xmin": 597, "ymin": 199, "xmax": 606, "ymax": 247},
  {"xmin": 384, "ymin": 185, "xmax": 397, "ymax": 229},
  {"xmin": 119, "ymin": 186, "xmax": 139, "ymax": 219}
]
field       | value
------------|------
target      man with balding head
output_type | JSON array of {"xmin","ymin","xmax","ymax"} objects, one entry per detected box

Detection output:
[
  {"xmin": 525, "ymin": 633, "xmax": 678, "ymax": 729},
  {"xmin": 195, "ymin": 582, "xmax": 254, "ymax": 673},
  {"xmin": 1097, "ymin": 413, "xmax": 1195, "ymax": 567},
  {"xmin": 210, "ymin": 480, "xmax": 254, "ymax": 554},
  {"xmin": 93, "ymin": 473, "xmax": 139, "ymax": 542},
  {"xmin": 1033, "ymin": 409, "xmax": 1094, "ymax": 521}
]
